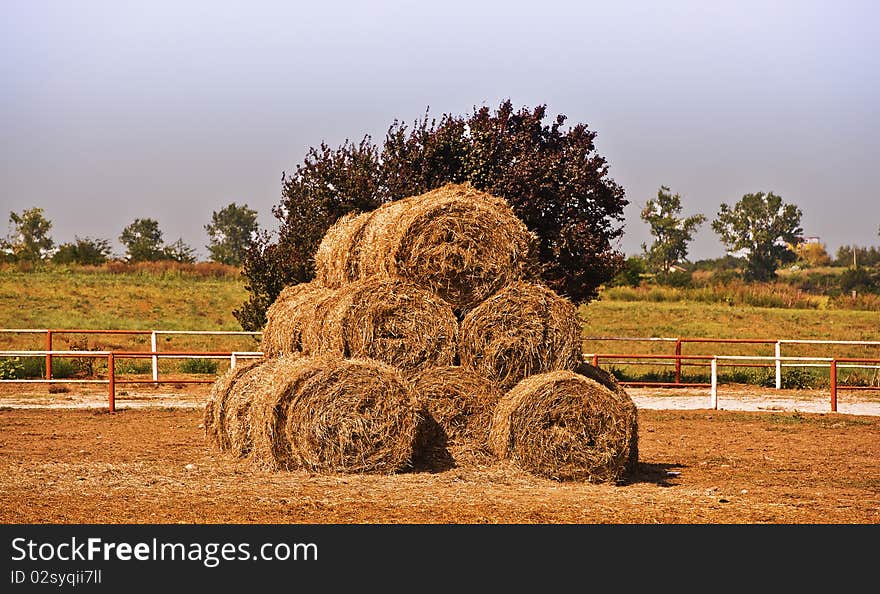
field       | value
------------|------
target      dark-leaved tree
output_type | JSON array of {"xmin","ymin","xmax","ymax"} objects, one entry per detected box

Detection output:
[{"xmin": 234, "ymin": 100, "xmax": 628, "ymax": 330}]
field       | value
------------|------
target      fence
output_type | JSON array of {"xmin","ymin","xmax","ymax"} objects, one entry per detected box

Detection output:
[
  {"xmin": 585, "ymin": 352, "xmax": 880, "ymax": 412},
  {"xmin": 0, "ymin": 328, "xmax": 262, "ymax": 383},
  {"xmin": 583, "ymin": 336, "xmax": 880, "ymax": 389},
  {"xmin": 0, "ymin": 349, "xmax": 263, "ymax": 412},
  {"xmin": 2, "ymin": 330, "xmax": 879, "ymax": 413}
]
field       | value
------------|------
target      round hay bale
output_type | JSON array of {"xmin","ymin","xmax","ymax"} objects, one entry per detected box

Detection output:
[
  {"xmin": 574, "ymin": 361, "xmax": 639, "ymax": 474},
  {"xmin": 409, "ymin": 366, "xmax": 502, "ymax": 445},
  {"xmin": 247, "ymin": 355, "xmax": 338, "ymax": 469},
  {"xmin": 203, "ymin": 358, "xmax": 264, "ymax": 451},
  {"xmin": 283, "ymin": 358, "xmax": 422, "ymax": 474},
  {"xmin": 261, "ymin": 282, "xmax": 334, "ymax": 357},
  {"xmin": 459, "ymin": 281, "xmax": 583, "ymax": 390},
  {"xmin": 313, "ymin": 211, "xmax": 377, "ymax": 287},
  {"xmin": 301, "ymin": 278, "xmax": 458, "ymax": 372},
  {"xmin": 298, "ymin": 289, "xmax": 345, "ymax": 356},
  {"xmin": 313, "ymin": 182, "xmax": 537, "ymax": 313},
  {"xmin": 488, "ymin": 370, "xmax": 639, "ymax": 482}
]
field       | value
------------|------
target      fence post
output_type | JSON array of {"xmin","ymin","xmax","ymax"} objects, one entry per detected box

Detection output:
[
  {"xmin": 151, "ymin": 331, "xmax": 158, "ymax": 386},
  {"xmin": 674, "ymin": 338, "xmax": 682, "ymax": 384},
  {"xmin": 775, "ymin": 341, "xmax": 782, "ymax": 389},
  {"xmin": 830, "ymin": 359, "xmax": 837, "ymax": 413},
  {"xmin": 230, "ymin": 352, "xmax": 237, "ymax": 370},
  {"xmin": 45, "ymin": 330, "xmax": 53, "ymax": 381},
  {"xmin": 592, "ymin": 353, "xmax": 599, "ymax": 368},
  {"xmin": 710, "ymin": 357, "xmax": 718, "ymax": 409},
  {"xmin": 108, "ymin": 352, "xmax": 116, "ymax": 413}
]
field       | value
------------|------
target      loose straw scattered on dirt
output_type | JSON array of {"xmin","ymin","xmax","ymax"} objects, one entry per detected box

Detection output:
[
  {"xmin": 488, "ymin": 370, "xmax": 639, "ymax": 482},
  {"xmin": 459, "ymin": 281, "xmax": 583, "ymax": 390}
]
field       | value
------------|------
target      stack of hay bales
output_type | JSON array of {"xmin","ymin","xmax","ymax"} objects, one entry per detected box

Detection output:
[{"xmin": 205, "ymin": 182, "xmax": 638, "ymax": 482}]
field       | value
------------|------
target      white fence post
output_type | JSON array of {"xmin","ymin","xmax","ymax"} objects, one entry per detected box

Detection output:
[
  {"xmin": 151, "ymin": 331, "xmax": 158, "ymax": 386},
  {"xmin": 710, "ymin": 357, "xmax": 718, "ymax": 409},
  {"xmin": 230, "ymin": 353, "xmax": 237, "ymax": 370},
  {"xmin": 775, "ymin": 341, "xmax": 782, "ymax": 390}
]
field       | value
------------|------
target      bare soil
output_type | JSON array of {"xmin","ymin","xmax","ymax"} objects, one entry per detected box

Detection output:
[{"xmin": 2, "ymin": 394, "xmax": 878, "ymax": 524}]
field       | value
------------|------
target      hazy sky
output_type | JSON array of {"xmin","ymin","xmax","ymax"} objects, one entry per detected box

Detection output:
[{"xmin": 2, "ymin": 0, "xmax": 878, "ymax": 261}]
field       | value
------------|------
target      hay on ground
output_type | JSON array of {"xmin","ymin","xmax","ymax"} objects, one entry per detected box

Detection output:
[
  {"xmin": 203, "ymin": 358, "xmax": 265, "ymax": 451},
  {"xmin": 409, "ymin": 365, "xmax": 502, "ymax": 446},
  {"xmin": 313, "ymin": 182, "xmax": 538, "ymax": 313},
  {"xmin": 459, "ymin": 281, "xmax": 583, "ymax": 390},
  {"xmin": 301, "ymin": 278, "xmax": 458, "ymax": 372},
  {"xmin": 282, "ymin": 357, "xmax": 422, "ymax": 474},
  {"xmin": 261, "ymin": 282, "xmax": 334, "ymax": 357},
  {"xmin": 488, "ymin": 370, "xmax": 639, "ymax": 482}
]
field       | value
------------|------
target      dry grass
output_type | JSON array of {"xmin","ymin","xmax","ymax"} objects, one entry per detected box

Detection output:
[
  {"xmin": 459, "ymin": 281, "xmax": 582, "ymax": 390},
  {"xmin": 206, "ymin": 355, "xmax": 422, "ymax": 474},
  {"xmin": 408, "ymin": 365, "xmax": 501, "ymax": 446},
  {"xmin": 204, "ymin": 358, "xmax": 264, "ymax": 451},
  {"xmin": 282, "ymin": 357, "xmax": 422, "ymax": 474},
  {"xmin": 313, "ymin": 211, "xmax": 377, "ymax": 287},
  {"xmin": 488, "ymin": 370, "xmax": 639, "ymax": 482},
  {"xmin": 302, "ymin": 278, "xmax": 458, "ymax": 372},
  {"xmin": 246, "ymin": 356, "xmax": 335, "ymax": 469},
  {"xmin": 261, "ymin": 282, "xmax": 334, "ymax": 356},
  {"xmin": 313, "ymin": 182, "xmax": 538, "ymax": 313}
]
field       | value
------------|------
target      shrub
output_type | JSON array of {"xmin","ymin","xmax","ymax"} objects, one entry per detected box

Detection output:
[
  {"xmin": 115, "ymin": 360, "xmax": 153, "ymax": 374},
  {"xmin": 52, "ymin": 237, "xmax": 113, "ymax": 265},
  {"xmin": 235, "ymin": 100, "xmax": 629, "ymax": 330},
  {"xmin": 1, "ymin": 357, "xmax": 77, "ymax": 379},
  {"xmin": 179, "ymin": 358, "xmax": 218, "ymax": 374},
  {"xmin": 781, "ymin": 368, "xmax": 824, "ymax": 390},
  {"xmin": 838, "ymin": 268, "xmax": 879, "ymax": 295},
  {"xmin": 0, "ymin": 358, "xmax": 24, "ymax": 379},
  {"xmin": 657, "ymin": 269, "xmax": 693, "ymax": 288}
]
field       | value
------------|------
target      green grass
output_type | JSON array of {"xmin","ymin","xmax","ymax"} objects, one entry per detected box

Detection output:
[
  {"xmin": 581, "ymin": 297, "xmax": 880, "ymax": 385},
  {"xmin": 581, "ymin": 298, "xmax": 880, "ymax": 345},
  {"xmin": 0, "ymin": 268, "xmax": 257, "ymax": 353}
]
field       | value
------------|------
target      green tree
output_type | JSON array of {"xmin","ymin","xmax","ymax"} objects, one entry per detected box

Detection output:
[
  {"xmin": 8, "ymin": 207, "xmax": 54, "ymax": 263},
  {"xmin": 711, "ymin": 192, "xmax": 803, "ymax": 282},
  {"xmin": 235, "ymin": 100, "xmax": 628, "ymax": 330},
  {"xmin": 119, "ymin": 218, "xmax": 165, "ymax": 262},
  {"xmin": 163, "ymin": 238, "xmax": 197, "ymax": 263},
  {"xmin": 640, "ymin": 186, "xmax": 706, "ymax": 278},
  {"xmin": 205, "ymin": 202, "xmax": 259, "ymax": 266},
  {"xmin": 52, "ymin": 236, "xmax": 113, "ymax": 265}
]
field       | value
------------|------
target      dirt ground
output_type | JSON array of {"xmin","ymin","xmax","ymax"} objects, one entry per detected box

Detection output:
[{"xmin": 2, "ymin": 386, "xmax": 879, "ymax": 524}]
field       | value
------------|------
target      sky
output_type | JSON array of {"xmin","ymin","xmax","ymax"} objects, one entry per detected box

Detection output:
[{"xmin": 2, "ymin": 0, "xmax": 878, "ymax": 262}]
